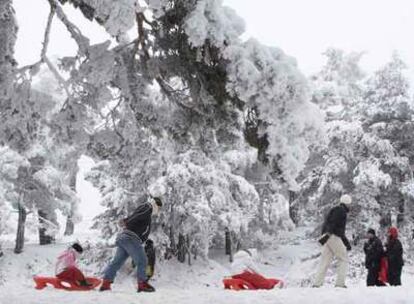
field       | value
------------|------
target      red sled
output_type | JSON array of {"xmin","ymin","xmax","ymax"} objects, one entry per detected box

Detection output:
[
  {"xmin": 223, "ymin": 278, "xmax": 255, "ymax": 290},
  {"xmin": 223, "ymin": 278, "xmax": 284, "ymax": 291},
  {"xmin": 33, "ymin": 276, "xmax": 101, "ymax": 291}
]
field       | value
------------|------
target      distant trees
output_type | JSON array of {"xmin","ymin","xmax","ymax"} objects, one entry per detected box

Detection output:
[{"xmin": 295, "ymin": 50, "xmax": 414, "ymax": 238}]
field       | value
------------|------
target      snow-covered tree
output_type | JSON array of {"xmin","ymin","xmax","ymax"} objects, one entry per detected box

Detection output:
[
  {"xmin": 310, "ymin": 48, "xmax": 365, "ymax": 118},
  {"xmin": 362, "ymin": 53, "xmax": 414, "ymax": 226},
  {"xmin": 295, "ymin": 52, "xmax": 412, "ymax": 241},
  {"xmin": 0, "ymin": 73, "xmax": 81, "ymax": 251},
  {"xmin": 46, "ymin": 0, "xmax": 324, "ymax": 259},
  {"xmin": 0, "ymin": 0, "xmax": 17, "ymax": 109}
]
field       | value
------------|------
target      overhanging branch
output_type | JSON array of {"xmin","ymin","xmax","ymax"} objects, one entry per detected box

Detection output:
[{"xmin": 47, "ymin": 0, "xmax": 90, "ymax": 56}]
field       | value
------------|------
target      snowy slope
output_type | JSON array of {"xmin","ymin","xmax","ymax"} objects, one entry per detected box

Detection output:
[
  {"xmin": 1, "ymin": 228, "xmax": 414, "ymax": 304},
  {"xmin": 3, "ymin": 284, "xmax": 414, "ymax": 304}
]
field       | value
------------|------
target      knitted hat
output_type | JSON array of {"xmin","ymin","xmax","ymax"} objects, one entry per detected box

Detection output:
[
  {"xmin": 367, "ymin": 228, "xmax": 376, "ymax": 236},
  {"xmin": 72, "ymin": 243, "xmax": 83, "ymax": 254},
  {"xmin": 340, "ymin": 194, "xmax": 352, "ymax": 206},
  {"xmin": 389, "ymin": 227, "xmax": 399, "ymax": 239}
]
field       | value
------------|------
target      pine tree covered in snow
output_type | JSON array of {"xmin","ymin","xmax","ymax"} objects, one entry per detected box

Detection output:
[
  {"xmin": 295, "ymin": 51, "xmax": 413, "ymax": 242},
  {"xmin": 362, "ymin": 54, "xmax": 414, "ymax": 227},
  {"xmin": 42, "ymin": 0, "xmax": 324, "ymax": 259},
  {"xmin": 0, "ymin": 3, "xmax": 81, "ymax": 250}
]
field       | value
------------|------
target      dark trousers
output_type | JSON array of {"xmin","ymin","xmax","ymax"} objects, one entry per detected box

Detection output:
[
  {"xmin": 388, "ymin": 266, "xmax": 402, "ymax": 286},
  {"xmin": 367, "ymin": 267, "xmax": 384, "ymax": 286}
]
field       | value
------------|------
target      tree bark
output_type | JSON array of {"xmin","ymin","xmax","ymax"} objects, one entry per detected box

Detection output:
[
  {"xmin": 225, "ymin": 227, "xmax": 231, "ymax": 255},
  {"xmin": 64, "ymin": 168, "xmax": 77, "ymax": 236},
  {"xmin": 177, "ymin": 233, "xmax": 186, "ymax": 263},
  {"xmin": 397, "ymin": 196, "xmax": 405, "ymax": 227},
  {"xmin": 0, "ymin": 0, "xmax": 18, "ymax": 109},
  {"xmin": 38, "ymin": 209, "xmax": 55, "ymax": 245},
  {"xmin": 289, "ymin": 190, "xmax": 298, "ymax": 224},
  {"xmin": 14, "ymin": 204, "xmax": 27, "ymax": 254},
  {"xmin": 186, "ymin": 234, "xmax": 191, "ymax": 266},
  {"xmin": 64, "ymin": 216, "xmax": 75, "ymax": 236}
]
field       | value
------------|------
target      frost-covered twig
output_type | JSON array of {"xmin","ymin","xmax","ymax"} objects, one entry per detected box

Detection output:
[
  {"xmin": 155, "ymin": 76, "xmax": 204, "ymax": 115},
  {"xmin": 135, "ymin": 13, "xmax": 151, "ymax": 59},
  {"xmin": 41, "ymin": 5, "xmax": 55, "ymax": 60},
  {"xmin": 17, "ymin": 6, "xmax": 55, "ymax": 78},
  {"xmin": 44, "ymin": 56, "xmax": 72, "ymax": 104},
  {"xmin": 47, "ymin": 0, "xmax": 90, "ymax": 56},
  {"xmin": 41, "ymin": 7, "xmax": 74, "ymax": 106},
  {"xmin": 37, "ymin": 213, "xmax": 60, "ymax": 230}
]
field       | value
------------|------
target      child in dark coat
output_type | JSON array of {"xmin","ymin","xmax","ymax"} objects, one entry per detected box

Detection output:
[
  {"xmin": 363, "ymin": 228, "xmax": 384, "ymax": 286},
  {"xmin": 385, "ymin": 227, "xmax": 404, "ymax": 286}
]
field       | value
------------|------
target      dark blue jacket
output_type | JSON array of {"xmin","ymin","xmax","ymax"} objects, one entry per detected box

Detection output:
[{"xmin": 124, "ymin": 203, "xmax": 153, "ymax": 242}]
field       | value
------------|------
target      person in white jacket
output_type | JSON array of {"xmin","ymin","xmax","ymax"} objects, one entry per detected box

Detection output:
[
  {"xmin": 230, "ymin": 249, "xmax": 280, "ymax": 289},
  {"xmin": 231, "ymin": 249, "xmax": 259, "ymax": 275}
]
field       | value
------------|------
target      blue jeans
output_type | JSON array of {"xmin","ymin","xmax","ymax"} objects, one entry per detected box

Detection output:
[{"xmin": 103, "ymin": 232, "xmax": 148, "ymax": 282}]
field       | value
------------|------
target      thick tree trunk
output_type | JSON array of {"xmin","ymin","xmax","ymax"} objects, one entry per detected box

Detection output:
[
  {"xmin": 14, "ymin": 204, "xmax": 27, "ymax": 254},
  {"xmin": 225, "ymin": 227, "xmax": 231, "ymax": 255},
  {"xmin": 0, "ymin": 0, "xmax": 18, "ymax": 108},
  {"xmin": 397, "ymin": 196, "xmax": 405, "ymax": 227},
  {"xmin": 64, "ymin": 216, "xmax": 75, "ymax": 236},
  {"xmin": 186, "ymin": 234, "xmax": 191, "ymax": 266},
  {"xmin": 224, "ymin": 228, "xmax": 233, "ymax": 263},
  {"xmin": 380, "ymin": 211, "xmax": 392, "ymax": 228},
  {"xmin": 64, "ymin": 166, "xmax": 78, "ymax": 236},
  {"xmin": 177, "ymin": 233, "xmax": 186, "ymax": 263},
  {"xmin": 38, "ymin": 210, "xmax": 55, "ymax": 245},
  {"xmin": 289, "ymin": 190, "xmax": 298, "ymax": 224}
]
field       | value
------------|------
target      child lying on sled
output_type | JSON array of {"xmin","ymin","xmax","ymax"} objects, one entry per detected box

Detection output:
[
  {"xmin": 230, "ymin": 249, "xmax": 281, "ymax": 289},
  {"xmin": 55, "ymin": 243, "xmax": 91, "ymax": 288}
]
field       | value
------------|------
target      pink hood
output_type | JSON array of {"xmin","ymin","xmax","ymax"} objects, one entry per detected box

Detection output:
[{"xmin": 55, "ymin": 248, "xmax": 78, "ymax": 275}]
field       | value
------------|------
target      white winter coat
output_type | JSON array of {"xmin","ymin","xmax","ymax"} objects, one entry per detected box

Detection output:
[{"xmin": 230, "ymin": 249, "xmax": 259, "ymax": 275}]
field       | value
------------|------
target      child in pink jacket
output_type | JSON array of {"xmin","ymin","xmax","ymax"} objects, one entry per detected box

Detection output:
[{"xmin": 55, "ymin": 243, "xmax": 91, "ymax": 287}]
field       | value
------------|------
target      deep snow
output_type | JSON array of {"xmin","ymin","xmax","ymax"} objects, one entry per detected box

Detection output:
[{"xmin": 1, "ymin": 227, "xmax": 414, "ymax": 304}]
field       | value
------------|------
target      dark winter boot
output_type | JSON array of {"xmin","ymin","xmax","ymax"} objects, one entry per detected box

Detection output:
[
  {"xmin": 137, "ymin": 281, "xmax": 155, "ymax": 292},
  {"xmin": 99, "ymin": 279, "xmax": 112, "ymax": 291}
]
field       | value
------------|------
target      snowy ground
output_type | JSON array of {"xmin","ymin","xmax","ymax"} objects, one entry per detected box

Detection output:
[
  {"xmin": 1, "ymin": 227, "xmax": 414, "ymax": 304},
  {"xmin": 4, "ymin": 283, "xmax": 414, "ymax": 304}
]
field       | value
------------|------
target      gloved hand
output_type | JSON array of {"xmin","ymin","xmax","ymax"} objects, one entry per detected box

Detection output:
[{"xmin": 346, "ymin": 244, "xmax": 352, "ymax": 251}]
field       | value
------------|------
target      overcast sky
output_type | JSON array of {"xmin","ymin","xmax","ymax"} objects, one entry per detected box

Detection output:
[
  {"xmin": 14, "ymin": 0, "xmax": 414, "ymax": 77},
  {"xmin": 224, "ymin": 0, "xmax": 414, "ymax": 75}
]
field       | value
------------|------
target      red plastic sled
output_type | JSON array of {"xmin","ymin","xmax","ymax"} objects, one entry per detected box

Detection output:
[
  {"xmin": 223, "ymin": 278, "xmax": 284, "ymax": 291},
  {"xmin": 223, "ymin": 278, "xmax": 255, "ymax": 290},
  {"xmin": 33, "ymin": 276, "xmax": 101, "ymax": 291}
]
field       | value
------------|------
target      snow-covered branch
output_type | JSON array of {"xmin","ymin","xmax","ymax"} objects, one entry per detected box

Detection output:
[
  {"xmin": 41, "ymin": 5, "xmax": 55, "ymax": 60},
  {"xmin": 47, "ymin": 0, "xmax": 90, "ymax": 56}
]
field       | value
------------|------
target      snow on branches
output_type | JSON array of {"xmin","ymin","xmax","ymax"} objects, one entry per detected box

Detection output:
[
  {"xmin": 295, "ymin": 50, "xmax": 414, "ymax": 236},
  {"xmin": 184, "ymin": 0, "xmax": 245, "ymax": 48},
  {"xmin": 225, "ymin": 39, "xmax": 325, "ymax": 188}
]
